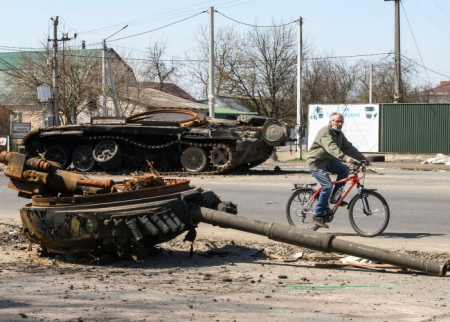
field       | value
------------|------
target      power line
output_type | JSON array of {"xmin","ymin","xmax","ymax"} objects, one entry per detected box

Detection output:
[
  {"xmin": 401, "ymin": 2, "xmax": 439, "ymax": 93},
  {"xmin": 78, "ymin": 0, "xmax": 248, "ymax": 36},
  {"xmin": 432, "ymin": 0, "xmax": 450, "ymax": 21},
  {"xmin": 412, "ymin": 0, "xmax": 450, "ymax": 37},
  {"xmin": 0, "ymin": 45, "xmax": 42, "ymax": 51},
  {"xmin": 84, "ymin": 11, "xmax": 207, "ymax": 47},
  {"xmin": 214, "ymin": 0, "xmax": 260, "ymax": 11},
  {"xmin": 59, "ymin": 50, "xmax": 395, "ymax": 63},
  {"xmin": 215, "ymin": 10, "xmax": 297, "ymax": 27},
  {"xmin": 305, "ymin": 52, "xmax": 393, "ymax": 61},
  {"xmin": 401, "ymin": 54, "xmax": 450, "ymax": 78}
]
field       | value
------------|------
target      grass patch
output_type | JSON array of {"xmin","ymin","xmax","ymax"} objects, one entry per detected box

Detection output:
[{"xmin": 289, "ymin": 158, "xmax": 306, "ymax": 162}]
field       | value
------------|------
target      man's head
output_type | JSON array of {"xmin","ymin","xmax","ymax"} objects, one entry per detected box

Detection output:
[{"xmin": 329, "ymin": 112, "xmax": 344, "ymax": 132}]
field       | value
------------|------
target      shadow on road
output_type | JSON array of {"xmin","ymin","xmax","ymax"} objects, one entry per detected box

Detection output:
[
  {"xmin": 332, "ymin": 232, "xmax": 445, "ymax": 239},
  {"xmin": 232, "ymin": 168, "xmax": 310, "ymax": 176}
]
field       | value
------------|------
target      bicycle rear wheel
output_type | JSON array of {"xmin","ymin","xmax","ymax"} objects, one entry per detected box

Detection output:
[
  {"xmin": 348, "ymin": 191, "xmax": 390, "ymax": 237},
  {"xmin": 286, "ymin": 189, "xmax": 317, "ymax": 227}
]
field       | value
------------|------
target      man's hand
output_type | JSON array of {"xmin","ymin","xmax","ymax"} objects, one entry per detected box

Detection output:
[
  {"xmin": 364, "ymin": 158, "xmax": 371, "ymax": 166},
  {"xmin": 346, "ymin": 158, "xmax": 354, "ymax": 164}
]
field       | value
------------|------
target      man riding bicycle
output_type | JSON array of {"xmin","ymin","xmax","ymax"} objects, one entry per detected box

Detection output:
[{"xmin": 306, "ymin": 112, "xmax": 370, "ymax": 228}]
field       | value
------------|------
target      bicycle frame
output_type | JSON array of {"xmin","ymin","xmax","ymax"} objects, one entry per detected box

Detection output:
[
  {"xmin": 306, "ymin": 166, "xmax": 372, "ymax": 215},
  {"xmin": 287, "ymin": 162, "xmax": 389, "ymax": 236}
]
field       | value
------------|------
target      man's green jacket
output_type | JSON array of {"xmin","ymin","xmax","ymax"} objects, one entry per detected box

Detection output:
[{"xmin": 306, "ymin": 125, "xmax": 366, "ymax": 170}]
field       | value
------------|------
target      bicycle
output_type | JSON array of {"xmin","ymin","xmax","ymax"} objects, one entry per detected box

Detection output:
[{"xmin": 286, "ymin": 161, "xmax": 390, "ymax": 237}]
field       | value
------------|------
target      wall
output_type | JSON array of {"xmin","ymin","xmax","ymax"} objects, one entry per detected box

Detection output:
[{"xmin": 380, "ymin": 104, "xmax": 450, "ymax": 154}]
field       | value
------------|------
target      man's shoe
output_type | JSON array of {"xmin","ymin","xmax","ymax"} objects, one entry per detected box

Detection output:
[
  {"xmin": 312, "ymin": 216, "xmax": 329, "ymax": 228},
  {"xmin": 329, "ymin": 199, "xmax": 348, "ymax": 207}
]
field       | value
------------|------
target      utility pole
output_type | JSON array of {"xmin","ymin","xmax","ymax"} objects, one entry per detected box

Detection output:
[
  {"xmin": 48, "ymin": 17, "xmax": 76, "ymax": 126},
  {"xmin": 106, "ymin": 54, "xmax": 121, "ymax": 117},
  {"xmin": 208, "ymin": 6, "xmax": 215, "ymax": 118},
  {"xmin": 296, "ymin": 17, "xmax": 303, "ymax": 159},
  {"xmin": 102, "ymin": 25, "xmax": 128, "ymax": 117},
  {"xmin": 385, "ymin": 0, "xmax": 402, "ymax": 103},
  {"xmin": 102, "ymin": 39, "xmax": 107, "ymax": 116},
  {"xmin": 369, "ymin": 64, "xmax": 373, "ymax": 104},
  {"xmin": 51, "ymin": 17, "xmax": 60, "ymax": 126}
]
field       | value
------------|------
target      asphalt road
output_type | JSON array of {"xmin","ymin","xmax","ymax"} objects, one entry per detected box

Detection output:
[
  {"xmin": 188, "ymin": 168, "xmax": 450, "ymax": 252},
  {"xmin": 1, "ymin": 167, "xmax": 449, "ymax": 252}
]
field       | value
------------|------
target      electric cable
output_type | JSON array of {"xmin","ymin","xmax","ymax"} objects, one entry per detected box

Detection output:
[
  {"xmin": 412, "ymin": 0, "xmax": 450, "ymax": 37},
  {"xmin": 215, "ymin": 10, "xmax": 296, "ymax": 27}
]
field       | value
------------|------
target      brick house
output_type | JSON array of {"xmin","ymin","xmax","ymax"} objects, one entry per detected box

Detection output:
[{"xmin": 418, "ymin": 81, "xmax": 450, "ymax": 103}]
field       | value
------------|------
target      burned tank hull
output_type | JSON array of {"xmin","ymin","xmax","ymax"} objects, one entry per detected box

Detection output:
[
  {"xmin": 0, "ymin": 150, "xmax": 235, "ymax": 255},
  {"xmin": 22, "ymin": 109, "xmax": 291, "ymax": 174}
]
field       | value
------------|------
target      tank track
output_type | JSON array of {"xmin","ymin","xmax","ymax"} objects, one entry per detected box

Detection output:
[
  {"xmin": 67, "ymin": 135, "xmax": 241, "ymax": 175},
  {"xmin": 235, "ymin": 145, "xmax": 274, "ymax": 171}
]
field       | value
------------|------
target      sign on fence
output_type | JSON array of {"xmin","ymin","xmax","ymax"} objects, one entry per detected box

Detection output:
[
  {"xmin": 307, "ymin": 104, "xmax": 379, "ymax": 152},
  {"xmin": 12, "ymin": 122, "xmax": 31, "ymax": 139}
]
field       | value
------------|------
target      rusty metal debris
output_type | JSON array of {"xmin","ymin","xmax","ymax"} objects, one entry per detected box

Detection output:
[
  {"xmin": 22, "ymin": 109, "xmax": 291, "ymax": 174},
  {"xmin": 0, "ymin": 151, "xmax": 235, "ymax": 255},
  {"xmin": 0, "ymin": 150, "xmax": 447, "ymax": 276}
]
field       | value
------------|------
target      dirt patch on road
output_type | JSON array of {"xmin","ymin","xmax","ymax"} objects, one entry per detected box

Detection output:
[{"xmin": 1, "ymin": 220, "xmax": 450, "ymax": 322}]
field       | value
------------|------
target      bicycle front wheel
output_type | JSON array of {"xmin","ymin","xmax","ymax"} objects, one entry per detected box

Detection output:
[
  {"xmin": 348, "ymin": 191, "xmax": 390, "ymax": 237},
  {"xmin": 286, "ymin": 189, "xmax": 317, "ymax": 227}
]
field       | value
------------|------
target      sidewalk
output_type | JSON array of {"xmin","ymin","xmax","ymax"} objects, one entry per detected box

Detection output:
[{"xmin": 269, "ymin": 146, "xmax": 450, "ymax": 172}]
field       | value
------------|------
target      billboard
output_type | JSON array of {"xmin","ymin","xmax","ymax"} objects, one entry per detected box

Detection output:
[{"xmin": 307, "ymin": 104, "xmax": 379, "ymax": 152}]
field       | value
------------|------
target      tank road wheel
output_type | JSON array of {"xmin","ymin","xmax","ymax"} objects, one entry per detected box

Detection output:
[
  {"xmin": 45, "ymin": 145, "xmax": 72, "ymax": 169},
  {"xmin": 72, "ymin": 145, "xmax": 96, "ymax": 172},
  {"xmin": 92, "ymin": 140, "xmax": 123, "ymax": 170},
  {"xmin": 210, "ymin": 144, "xmax": 231, "ymax": 170},
  {"xmin": 180, "ymin": 146, "xmax": 208, "ymax": 173}
]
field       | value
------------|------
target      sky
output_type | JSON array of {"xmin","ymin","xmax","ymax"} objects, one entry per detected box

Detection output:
[{"xmin": 1, "ymin": 0, "xmax": 450, "ymax": 88}]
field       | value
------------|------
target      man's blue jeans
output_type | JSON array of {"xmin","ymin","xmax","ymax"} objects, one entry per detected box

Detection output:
[{"xmin": 310, "ymin": 159, "xmax": 349, "ymax": 217}]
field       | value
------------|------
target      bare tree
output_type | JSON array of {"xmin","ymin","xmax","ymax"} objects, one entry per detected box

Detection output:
[
  {"xmin": 356, "ymin": 55, "xmax": 419, "ymax": 103},
  {"xmin": 186, "ymin": 21, "xmax": 299, "ymax": 121},
  {"xmin": 232, "ymin": 21, "xmax": 298, "ymax": 119},
  {"xmin": 142, "ymin": 37, "xmax": 179, "ymax": 88},
  {"xmin": 184, "ymin": 24, "xmax": 244, "ymax": 99},
  {"xmin": 185, "ymin": 18, "xmax": 425, "ymax": 128},
  {"xmin": 0, "ymin": 105, "xmax": 12, "ymax": 135},
  {"xmin": 303, "ymin": 53, "xmax": 362, "ymax": 106},
  {"xmin": 5, "ymin": 44, "xmax": 136, "ymax": 124}
]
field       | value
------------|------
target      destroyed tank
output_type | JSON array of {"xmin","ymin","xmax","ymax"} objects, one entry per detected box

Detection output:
[
  {"xmin": 22, "ymin": 109, "xmax": 291, "ymax": 174},
  {"xmin": 0, "ymin": 150, "xmax": 236, "ymax": 255},
  {"xmin": 0, "ymin": 150, "xmax": 447, "ymax": 276}
]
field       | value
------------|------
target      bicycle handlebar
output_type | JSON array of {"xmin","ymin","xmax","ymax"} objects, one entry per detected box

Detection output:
[{"xmin": 350, "ymin": 160, "xmax": 369, "ymax": 173}]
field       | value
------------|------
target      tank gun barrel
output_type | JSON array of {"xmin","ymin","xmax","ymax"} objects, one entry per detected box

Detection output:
[
  {"xmin": 192, "ymin": 206, "xmax": 447, "ymax": 277},
  {"xmin": 0, "ymin": 151, "xmax": 113, "ymax": 196}
]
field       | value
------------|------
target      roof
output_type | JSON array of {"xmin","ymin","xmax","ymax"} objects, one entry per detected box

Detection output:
[
  {"xmin": 140, "ymin": 82, "xmax": 196, "ymax": 101},
  {"xmin": 0, "ymin": 49, "xmax": 107, "ymax": 71},
  {"xmin": 197, "ymin": 95, "xmax": 258, "ymax": 117},
  {"xmin": 213, "ymin": 106, "xmax": 257, "ymax": 116},
  {"xmin": 215, "ymin": 96, "xmax": 255, "ymax": 113},
  {"xmin": 0, "ymin": 49, "xmax": 122, "ymax": 104},
  {"xmin": 419, "ymin": 82, "xmax": 450, "ymax": 96},
  {"xmin": 118, "ymin": 86, "xmax": 208, "ymax": 113}
]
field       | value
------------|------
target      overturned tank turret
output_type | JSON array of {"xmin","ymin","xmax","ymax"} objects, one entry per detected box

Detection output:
[
  {"xmin": 0, "ymin": 151, "xmax": 235, "ymax": 255},
  {"xmin": 1, "ymin": 151, "xmax": 447, "ymax": 276},
  {"xmin": 22, "ymin": 109, "xmax": 291, "ymax": 174}
]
